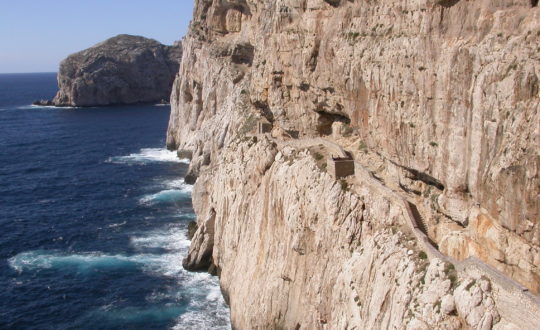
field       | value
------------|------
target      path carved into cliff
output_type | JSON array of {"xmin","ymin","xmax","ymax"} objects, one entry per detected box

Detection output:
[
  {"xmin": 272, "ymin": 134, "xmax": 540, "ymax": 327},
  {"xmin": 350, "ymin": 141, "xmax": 540, "ymax": 328}
]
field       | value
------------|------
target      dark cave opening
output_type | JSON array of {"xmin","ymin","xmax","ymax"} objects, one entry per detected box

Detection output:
[{"xmin": 316, "ymin": 111, "xmax": 350, "ymax": 136}]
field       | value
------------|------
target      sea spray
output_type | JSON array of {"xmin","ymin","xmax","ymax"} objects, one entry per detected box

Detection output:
[
  {"xmin": 107, "ymin": 148, "xmax": 190, "ymax": 165},
  {"xmin": 139, "ymin": 189, "xmax": 192, "ymax": 205}
]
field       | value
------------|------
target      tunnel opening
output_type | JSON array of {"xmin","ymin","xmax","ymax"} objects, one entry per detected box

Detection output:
[{"xmin": 316, "ymin": 111, "xmax": 350, "ymax": 136}]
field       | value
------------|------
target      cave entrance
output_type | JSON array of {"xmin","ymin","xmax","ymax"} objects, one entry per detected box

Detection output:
[
  {"xmin": 316, "ymin": 112, "xmax": 350, "ymax": 136},
  {"xmin": 532, "ymin": 0, "xmax": 538, "ymax": 7}
]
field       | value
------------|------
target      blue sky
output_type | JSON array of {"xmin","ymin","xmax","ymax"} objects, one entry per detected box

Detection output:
[{"xmin": 0, "ymin": 0, "xmax": 194, "ymax": 73}]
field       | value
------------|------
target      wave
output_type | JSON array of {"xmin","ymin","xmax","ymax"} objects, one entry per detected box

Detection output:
[
  {"xmin": 8, "ymin": 250, "xmax": 159, "ymax": 274},
  {"xmin": 130, "ymin": 226, "xmax": 230, "ymax": 328},
  {"xmin": 7, "ymin": 250, "xmax": 186, "ymax": 278},
  {"xmin": 164, "ymin": 178, "xmax": 194, "ymax": 193},
  {"xmin": 9, "ymin": 222, "xmax": 230, "ymax": 328},
  {"xmin": 16, "ymin": 104, "xmax": 80, "ymax": 110},
  {"xmin": 87, "ymin": 305, "xmax": 185, "ymax": 326},
  {"xmin": 139, "ymin": 189, "xmax": 192, "ymax": 205},
  {"xmin": 130, "ymin": 226, "xmax": 191, "ymax": 251},
  {"xmin": 107, "ymin": 221, "xmax": 127, "ymax": 228},
  {"xmin": 172, "ymin": 274, "xmax": 231, "ymax": 330},
  {"xmin": 106, "ymin": 148, "xmax": 190, "ymax": 165}
]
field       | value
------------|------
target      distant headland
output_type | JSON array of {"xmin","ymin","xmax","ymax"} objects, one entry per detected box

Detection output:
[{"xmin": 34, "ymin": 34, "xmax": 181, "ymax": 107}]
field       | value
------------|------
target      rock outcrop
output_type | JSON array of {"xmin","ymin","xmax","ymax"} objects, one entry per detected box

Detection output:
[
  {"xmin": 168, "ymin": 0, "xmax": 540, "ymax": 328},
  {"xmin": 51, "ymin": 34, "xmax": 181, "ymax": 107}
]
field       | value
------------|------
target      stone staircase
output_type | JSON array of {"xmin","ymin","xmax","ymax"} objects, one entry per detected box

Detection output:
[{"xmin": 407, "ymin": 201, "xmax": 428, "ymax": 236}]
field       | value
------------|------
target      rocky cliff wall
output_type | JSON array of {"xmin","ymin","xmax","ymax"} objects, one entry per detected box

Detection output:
[
  {"xmin": 188, "ymin": 136, "xmax": 513, "ymax": 329},
  {"xmin": 167, "ymin": 0, "xmax": 540, "ymax": 328},
  {"xmin": 53, "ymin": 34, "xmax": 182, "ymax": 107}
]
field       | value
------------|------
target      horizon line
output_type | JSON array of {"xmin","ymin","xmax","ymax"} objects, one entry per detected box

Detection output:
[{"xmin": 0, "ymin": 72, "xmax": 57, "ymax": 75}]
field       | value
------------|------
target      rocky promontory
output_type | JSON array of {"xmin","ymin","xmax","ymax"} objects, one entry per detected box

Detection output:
[
  {"xmin": 47, "ymin": 34, "xmax": 181, "ymax": 107},
  {"xmin": 168, "ymin": 0, "xmax": 540, "ymax": 328}
]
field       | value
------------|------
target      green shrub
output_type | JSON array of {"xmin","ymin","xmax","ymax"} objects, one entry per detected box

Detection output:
[
  {"xmin": 341, "ymin": 124, "xmax": 354, "ymax": 137},
  {"xmin": 449, "ymin": 274, "xmax": 458, "ymax": 288},
  {"xmin": 340, "ymin": 179, "xmax": 349, "ymax": 192},
  {"xmin": 418, "ymin": 251, "xmax": 428, "ymax": 260},
  {"xmin": 358, "ymin": 141, "xmax": 368, "ymax": 153},
  {"xmin": 238, "ymin": 114, "xmax": 257, "ymax": 136}
]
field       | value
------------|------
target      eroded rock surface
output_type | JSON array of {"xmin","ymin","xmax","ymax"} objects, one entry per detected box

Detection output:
[
  {"xmin": 168, "ymin": 0, "xmax": 540, "ymax": 328},
  {"xmin": 52, "ymin": 34, "xmax": 182, "ymax": 106}
]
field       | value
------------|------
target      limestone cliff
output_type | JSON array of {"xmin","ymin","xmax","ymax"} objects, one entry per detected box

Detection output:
[
  {"xmin": 168, "ymin": 0, "xmax": 540, "ymax": 328},
  {"xmin": 52, "ymin": 34, "xmax": 181, "ymax": 107}
]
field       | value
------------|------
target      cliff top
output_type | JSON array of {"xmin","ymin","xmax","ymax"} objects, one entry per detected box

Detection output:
[
  {"xmin": 51, "ymin": 34, "xmax": 182, "ymax": 107},
  {"xmin": 61, "ymin": 34, "xmax": 180, "ymax": 66}
]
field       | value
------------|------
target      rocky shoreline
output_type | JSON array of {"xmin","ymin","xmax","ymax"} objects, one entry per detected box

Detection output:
[{"xmin": 36, "ymin": 34, "xmax": 181, "ymax": 107}]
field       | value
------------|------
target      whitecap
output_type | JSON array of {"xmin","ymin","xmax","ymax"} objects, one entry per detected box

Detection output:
[
  {"xmin": 8, "ymin": 250, "xmax": 163, "ymax": 275},
  {"xmin": 139, "ymin": 189, "xmax": 191, "ymax": 205},
  {"xmin": 13, "ymin": 222, "xmax": 234, "ymax": 328},
  {"xmin": 172, "ymin": 275, "xmax": 231, "ymax": 330},
  {"xmin": 87, "ymin": 305, "xmax": 184, "ymax": 325},
  {"xmin": 164, "ymin": 178, "xmax": 193, "ymax": 192},
  {"xmin": 106, "ymin": 148, "xmax": 189, "ymax": 165},
  {"xmin": 107, "ymin": 221, "xmax": 127, "ymax": 228},
  {"xmin": 7, "ymin": 249, "xmax": 190, "ymax": 278},
  {"xmin": 16, "ymin": 104, "xmax": 80, "ymax": 110},
  {"xmin": 130, "ymin": 226, "xmax": 191, "ymax": 251}
]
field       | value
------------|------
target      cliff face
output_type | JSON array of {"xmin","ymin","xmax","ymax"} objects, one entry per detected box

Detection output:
[
  {"xmin": 53, "ymin": 34, "xmax": 182, "ymax": 107},
  {"xmin": 168, "ymin": 0, "xmax": 540, "ymax": 328}
]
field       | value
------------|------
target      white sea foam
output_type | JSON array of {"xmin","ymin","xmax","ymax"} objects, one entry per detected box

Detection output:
[
  {"xmin": 139, "ymin": 179, "xmax": 193, "ymax": 205},
  {"xmin": 107, "ymin": 221, "xmax": 127, "ymax": 228},
  {"xmin": 172, "ymin": 274, "xmax": 231, "ymax": 330},
  {"xmin": 8, "ymin": 251, "xmax": 161, "ymax": 274},
  {"xmin": 88, "ymin": 305, "xmax": 184, "ymax": 324},
  {"xmin": 9, "ymin": 221, "xmax": 231, "ymax": 328},
  {"xmin": 107, "ymin": 148, "xmax": 189, "ymax": 165},
  {"xmin": 139, "ymin": 189, "xmax": 191, "ymax": 205},
  {"xmin": 16, "ymin": 104, "xmax": 80, "ymax": 110},
  {"xmin": 130, "ymin": 225, "xmax": 230, "ymax": 328},
  {"xmin": 130, "ymin": 226, "xmax": 191, "ymax": 251},
  {"xmin": 7, "ymin": 249, "xmax": 186, "ymax": 278},
  {"xmin": 9, "ymin": 181, "xmax": 228, "ymax": 328},
  {"xmin": 164, "ymin": 178, "xmax": 192, "ymax": 190}
]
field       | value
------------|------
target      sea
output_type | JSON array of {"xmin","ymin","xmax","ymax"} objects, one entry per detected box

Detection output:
[{"xmin": 0, "ymin": 73, "xmax": 230, "ymax": 329}]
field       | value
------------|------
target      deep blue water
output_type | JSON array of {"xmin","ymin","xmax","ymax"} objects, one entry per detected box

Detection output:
[{"xmin": 0, "ymin": 73, "xmax": 230, "ymax": 329}]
